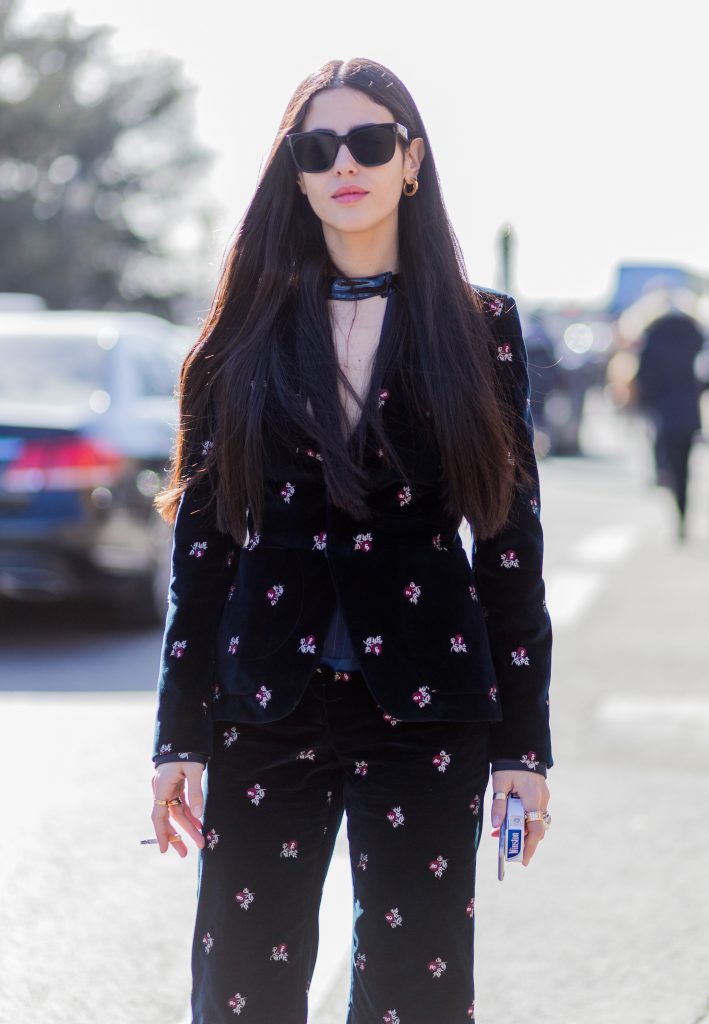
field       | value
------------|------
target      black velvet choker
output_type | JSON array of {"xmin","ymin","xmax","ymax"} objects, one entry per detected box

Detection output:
[{"xmin": 328, "ymin": 270, "xmax": 401, "ymax": 300}]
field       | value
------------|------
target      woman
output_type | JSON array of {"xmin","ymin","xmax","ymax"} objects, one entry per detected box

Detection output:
[{"xmin": 150, "ymin": 57, "xmax": 553, "ymax": 1024}]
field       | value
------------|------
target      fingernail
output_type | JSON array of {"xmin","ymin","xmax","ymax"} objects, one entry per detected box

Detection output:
[
  {"xmin": 492, "ymin": 813, "xmax": 501, "ymax": 826},
  {"xmin": 193, "ymin": 807, "xmax": 202, "ymax": 818}
]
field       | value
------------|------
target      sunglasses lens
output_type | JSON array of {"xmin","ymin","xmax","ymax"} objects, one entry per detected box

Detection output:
[
  {"xmin": 291, "ymin": 134, "xmax": 337, "ymax": 173},
  {"xmin": 291, "ymin": 125, "xmax": 398, "ymax": 172},
  {"xmin": 349, "ymin": 125, "xmax": 397, "ymax": 166}
]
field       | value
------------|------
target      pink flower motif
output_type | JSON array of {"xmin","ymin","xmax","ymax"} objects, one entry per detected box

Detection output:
[
  {"xmin": 355, "ymin": 952, "xmax": 367, "ymax": 971},
  {"xmin": 227, "ymin": 584, "xmax": 236, "ymax": 601},
  {"xmin": 223, "ymin": 726, "xmax": 239, "ymax": 748},
  {"xmin": 469, "ymin": 794, "xmax": 481, "ymax": 815},
  {"xmin": 469, "ymin": 583, "xmax": 479, "ymax": 602},
  {"xmin": 500, "ymin": 549, "xmax": 520, "ymax": 568},
  {"xmin": 511, "ymin": 646, "xmax": 530, "ymax": 666},
  {"xmin": 245, "ymin": 530, "xmax": 261, "ymax": 550},
  {"xmin": 386, "ymin": 806, "xmax": 405, "ymax": 828},
  {"xmin": 170, "ymin": 640, "xmax": 187, "ymax": 658},
  {"xmin": 297, "ymin": 448, "xmax": 321, "ymax": 464},
  {"xmin": 412, "ymin": 684, "xmax": 433, "ymax": 708},
  {"xmin": 450, "ymin": 633, "xmax": 468, "ymax": 653},
  {"xmin": 466, "ymin": 897, "xmax": 475, "ymax": 918},
  {"xmin": 428, "ymin": 854, "xmax": 448, "ymax": 878},
  {"xmin": 428, "ymin": 956, "xmax": 447, "ymax": 978},
  {"xmin": 468, "ymin": 1003, "xmax": 475, "ymax": 1019},
  {"xmin": 234, "ymin": 888, "xmax": 254, "ymax": 910},
  {"xmin": 484, "ymin": 294, "xmax": 505, "ymax": 317},
  {"xmin": 363, "ymin": 634, "xmax": 383, "ymax": 655},
  {"xmin": 404, "ymin": 580, "xmax": 422, "ymax": 604},
  {"xmin": 206, "ymin": 829, "xmax": 220, "ymax": 851},
  {"xmin": 228, "ymin": 636, "xmax": 239, "ymax": 654},
  {"xmin": 497, "ymin": 342, "xmax": 513, "ymax": 361},
  {"xmin": 312, "ymin": 531, "xmax": 327, "ymax": 551},
  {"xmin": 255, "ymin": 685, "xmax": 272, "ymax": 708},
  {"xmin": 280, "ymin": 481, "xmax": 295, "ymax": 503},
  {"xmin": 397, "ymin": 485, "xmax": 412, "ymax": 506},
  {"xmin": 280, "ymin": 840, "xmax": 299, "ymax": 858},
  {"xmin": 384, "ymin": 1013, "xmax": 401, "ymax": 1024},
  {"xmin": 353, "ymin": 532, "xmax": 373, "ymax": 552},
  {"xmin": 297, "ymin": 633, "xmax": 317, "ymax": 654},
  {"xmin": 432, "ymin": 750, "xmax": 451, "ymax": 773},
  {"xmin": 333, "ymin": 670, "xmax": 351, "ymax": 681},
  {"xmin": 529, "ymin": 496, "xmax": 540, "ymax": 517},
  {"xmin": 355, "ymin": 760, "xmax": 369, "ymax": 777},
  {"xmin": 189, "ymin": 540, "xmax": 208, "ymax": 558},
  {"xmin": 488, "ymin": 685, "xmax": 498, "ymax": 703},
  {"xmin": 382, "ymin": 712, "xmax": 400, "ymax": 726},
  {"xmin": 201, "ymin": 438, "xmax": 214, "ymax": 456},
  {"xmin": 357, "ymin": 852, "xmax": 368, "ymax": 871},
  {"xmin": 266, "ymin": 583, "xmax": 284, "ymax": 606},
  {"xmin": 202, "ymin": 932, "xmax": 213, "ymax": 954},
  {"xmin": 246, "ymin": 783, "xmax": 266, "ymax": 806},
  {"xmin": 385, "ymin": 908, "xmax": 403, "ymax": 928},
  {"xmin": 297, "ymin": 749, "xmax": 316, "ymax": 761},
  {"xmin": 270, "ymin": 943, "xmax": 289, "ymax": 961},
  {"xmin": 521, "ymin": 750, "xmax": 539, "ymax": 770},
  {"xmin": 378, "ymin": 388, "xmax": 390, "ymax": 408},
  {"xmin": 227, "ymin": 992, "xmax": 247, "ymax": 1014}
]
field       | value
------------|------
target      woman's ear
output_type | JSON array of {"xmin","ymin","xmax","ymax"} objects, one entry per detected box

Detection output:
[{"xmin": 405, "ymin": 137, "xmax": 426, "ymax": 177}]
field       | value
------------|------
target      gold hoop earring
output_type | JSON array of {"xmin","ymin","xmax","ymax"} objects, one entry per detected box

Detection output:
[{"xmin": 403, "ymin": 178, "xmax": 419, "ymax": 197}]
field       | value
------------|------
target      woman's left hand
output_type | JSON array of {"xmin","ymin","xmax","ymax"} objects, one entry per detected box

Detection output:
[{"xmin": 490, "ymin": 769, "xmax": 550, "ymax": 866}]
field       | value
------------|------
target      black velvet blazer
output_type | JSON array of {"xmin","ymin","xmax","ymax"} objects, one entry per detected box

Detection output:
[{"xmin": 152, "ymin": 287, "xmax": 553, "ymax": 773}]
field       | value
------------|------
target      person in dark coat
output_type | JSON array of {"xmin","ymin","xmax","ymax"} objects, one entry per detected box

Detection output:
[
  {"xmin": 147, "ymin": 57, "xmax": 553, "ymax": 1024},
  {"xmin": 636, "ymin": 307, "xmax": 705, "ymax": 539}
]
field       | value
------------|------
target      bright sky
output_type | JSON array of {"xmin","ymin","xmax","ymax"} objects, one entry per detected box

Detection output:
[{"xmin": 18, "ymin": 0, "xmax": 709, "ymax": 306}]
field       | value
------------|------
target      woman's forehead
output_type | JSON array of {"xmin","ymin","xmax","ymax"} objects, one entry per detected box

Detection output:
[{"xmin": 301, "ymin": 86, "xmax": 394, "ymax": 132}]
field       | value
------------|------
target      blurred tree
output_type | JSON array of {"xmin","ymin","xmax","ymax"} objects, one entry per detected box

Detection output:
[{"xmin": 0, "ymin": 0, "xmax": 222, "ymax": 321}]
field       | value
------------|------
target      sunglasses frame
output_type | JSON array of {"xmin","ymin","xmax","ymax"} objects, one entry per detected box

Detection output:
[{"xmin": 286, "ymin": 122, "xmax": 410, "ymax": 173}]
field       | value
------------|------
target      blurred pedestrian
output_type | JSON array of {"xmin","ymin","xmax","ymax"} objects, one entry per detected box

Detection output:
[
  {"xmin": 148, "ymin": 57, "xmax": 553, "ymax": 1024},
  {"xmin": 635, "ymin": 306, "xmax": 705, "ymax": 539}
]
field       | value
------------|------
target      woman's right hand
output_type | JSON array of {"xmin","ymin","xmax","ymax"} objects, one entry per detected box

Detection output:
[{"xmin": 151, "ymin": 762, "xmax": 206, "ymax": 857}]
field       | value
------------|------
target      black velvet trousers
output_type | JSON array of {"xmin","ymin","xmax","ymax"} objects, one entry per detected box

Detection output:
[{"xmin": 191, "ymin": 663, "xmax": 491, "ymax": 1024}]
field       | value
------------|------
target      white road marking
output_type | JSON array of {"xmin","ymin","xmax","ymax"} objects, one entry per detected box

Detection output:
[
  {"xmin": 596, "ymin": 695, "xmax": 709, "ymax": 735},
  {"xmin": 570, "ymin": 524, "xmax": 639, "ymax": 564},
  {"xmin": 544, "ymin": 570, "xmax": 605, "ymax": 629}
]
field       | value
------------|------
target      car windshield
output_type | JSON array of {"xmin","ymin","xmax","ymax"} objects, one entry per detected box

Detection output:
[{"xmin": 0, "ymin": 334, "xmax": 109, "ymax": 407}]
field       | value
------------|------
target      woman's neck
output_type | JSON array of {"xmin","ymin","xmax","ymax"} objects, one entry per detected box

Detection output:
[{"xmin": 323, "ymin": 222, "xmax": 399, "ymax": 278}]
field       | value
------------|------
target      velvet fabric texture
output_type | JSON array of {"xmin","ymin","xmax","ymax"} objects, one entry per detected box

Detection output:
[
  {"xmin": 191, "ymin": 663, "xmax": 490, "ymax": 1024},
  {"xmin": 152, "ymin": 287, "xmax": 553, "ymax": 774}
]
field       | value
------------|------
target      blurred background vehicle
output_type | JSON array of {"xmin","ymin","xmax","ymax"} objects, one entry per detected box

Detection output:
[{"xmin": 0, "ymin": 310, "xmax": 192, "ymax": 625}]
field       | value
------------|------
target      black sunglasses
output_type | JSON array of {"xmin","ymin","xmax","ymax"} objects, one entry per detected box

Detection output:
[{"xmin": 286, "ymin": 122, "xmax": 409, "ymax": 174}]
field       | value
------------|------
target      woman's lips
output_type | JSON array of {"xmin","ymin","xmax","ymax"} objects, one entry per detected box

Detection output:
[{"xmin": 333, "ymin": 191, "xmax": 368, "ymax": 204}]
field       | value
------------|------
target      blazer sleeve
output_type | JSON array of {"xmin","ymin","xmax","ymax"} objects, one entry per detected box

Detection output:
[
  {"xmin": 151, "ymin": 411, "xmax": 240, "ymax": 763},
  {"xmin": 473, "ymin": 293, "xmax": 554, "ymax": 771}
]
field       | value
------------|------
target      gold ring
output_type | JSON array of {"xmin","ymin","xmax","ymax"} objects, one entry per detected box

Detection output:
[
  {"xmin": 153, "ymin": 799, "xmax": 170, "ymax": 806},
  {"xmin": 168, "ymin": 833, "xmax": 182, "ymax": 844},
  {"xmin": 524, "ymin": 809, "xmax": 544, "ymax": 822},
  {"xmin": 167, "ymin": 797, "xmax": 183, "ymax": 807}
]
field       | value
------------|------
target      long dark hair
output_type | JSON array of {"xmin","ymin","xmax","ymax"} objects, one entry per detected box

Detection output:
[{"xmin": 155, "ymin": 57, "xmax": 534, "ymax": 542}]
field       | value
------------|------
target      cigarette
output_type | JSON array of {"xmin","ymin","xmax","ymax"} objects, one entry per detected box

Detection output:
[{"xmin": 140, "ymin": 838, "xmax": 160, "ymax": 844}]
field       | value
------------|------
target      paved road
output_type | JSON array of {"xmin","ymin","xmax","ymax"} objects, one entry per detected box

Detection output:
[{"xmin": 2, "ymin": 392, "xmax": 709, "ymax": 1024}]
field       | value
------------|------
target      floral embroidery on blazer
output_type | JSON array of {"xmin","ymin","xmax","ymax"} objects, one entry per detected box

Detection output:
[{"xmin": 152, "ymin": 287, "xmax": 553, "ymax": 774}]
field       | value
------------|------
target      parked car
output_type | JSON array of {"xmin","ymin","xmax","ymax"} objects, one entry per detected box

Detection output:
[{"xmin": 0, "ymin": 310, "xmax": 191, "ymax": 624}]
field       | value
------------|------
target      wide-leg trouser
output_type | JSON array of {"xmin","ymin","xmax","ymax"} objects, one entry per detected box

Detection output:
[{"xmin": 191, "ymin": 663, "xmax": 491, "ymax": 1024}]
